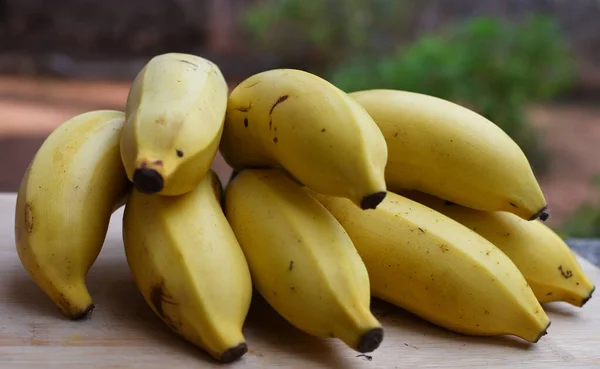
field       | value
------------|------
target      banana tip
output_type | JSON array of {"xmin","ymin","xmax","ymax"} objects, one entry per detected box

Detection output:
[
  {"xmin": 357, "ymin": 327, "xmax": 384, "ymax": 353},
  {"xmin": 360, "ymin": 192, "xmax": 387, "ymax": 210},
  {"xmin": 133, "ymin": 168, "xmax": 164, "ymax": 194},
  {"xmin": 581, "ymin": 285, "xmax": 595, "ymax": 307},
  {"xmin": 220, "ymin": 342, "xmax": 248, "ymax": 363},
  {"xmin": 530, "ymin": 206, "xmax": 550, "ymax": 221},
  {"xmin": 70, "ymin": 304, "xmax": 95, "ymax": 321},
  {"xmin": 532, "ymin": 321, "xmax": 551, "ymax": 343}
]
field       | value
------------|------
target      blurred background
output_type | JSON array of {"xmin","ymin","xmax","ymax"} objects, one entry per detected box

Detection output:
[{"xmin": 0, "ymin": 0, "xmax": 599, "ymax": 237}]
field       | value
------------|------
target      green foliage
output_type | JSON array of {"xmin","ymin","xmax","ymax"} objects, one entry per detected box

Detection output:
[
  {"xmin": 559, "ymin": 205, "xmax": 600, "ymax": 239},
  {"xmin": 331, "ymin": 15, "xmax": 575, "ymax": 172},
  {"xmin": 241, "ymin": 0, "xmax": 412, "ymax": 69},
  {"xmin": 332, "ymin": 15, "xmax": 574, "ymax": 101},
  {"xmin": 559, "ymin": 178, "xmax": 600, "ymax": 238}
]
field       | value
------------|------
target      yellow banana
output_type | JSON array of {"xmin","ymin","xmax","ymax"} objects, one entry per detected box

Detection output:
[
  {"xmin": 122, "ymin": 170, "xmax": 252, "ymax": 363},
  {"xmin": 224, "ymin": 169, "xmax": 384, "ymax": 353},
  {"xmin": 121, "ymin": 52, "xmax": 228, "ymax": 196},
  {"xmin": 220, "ymin": 69, "xmax": 388, "ymax": 210},
  {"xmin": 15, "ymin": 110, "xmax": 129, "ymax": 319},
  {"xmin": 349, "ymin": 89, "xmax": 548, "ymax": 221},
  {"xmin": 310, "ymin": 190, "xmax": 551, "ymax": 343},
  {"xmin": 403, "ymin": 190, "xmax": 595, "ymax": 307}
]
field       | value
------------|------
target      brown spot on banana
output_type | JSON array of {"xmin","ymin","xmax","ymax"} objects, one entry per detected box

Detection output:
[
  {"xmin": 178, "ymin": 59, "xmax": 198, "ymax": 68},
  {"xmin": 24, "ymin": 203, "xmax": 34, "ymax": 234},
  {"xmin": 558, "ymin": 265, "xmax": 573, "ymax": 279},
  {"xmin": 244, "ymin": 81, "xmax": 261, "ymax": 88},
  {"xmin": 137, "ymin": 159, "xmax": 164, "ymax": 169},
  {"xmin": 149, "ymin": 281, "xmax": 178, "ymax": 320},
  {"xmin": 237, "ymin": 103, "xmax": 252, "ymax": 112},
  {"xmin": 269, "ymin": 95, "xmax": 289, "ymax": 116}
]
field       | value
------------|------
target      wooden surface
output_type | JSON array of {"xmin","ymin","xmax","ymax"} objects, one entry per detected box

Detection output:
[{"xmin": 1, "ymin": 193, "xmax": 599, "ymax": 368}]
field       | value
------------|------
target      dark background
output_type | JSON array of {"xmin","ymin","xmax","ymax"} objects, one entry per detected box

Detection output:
[{"xmin": 1, "ymin": 0, "xmax": 600, "ymax": 234}]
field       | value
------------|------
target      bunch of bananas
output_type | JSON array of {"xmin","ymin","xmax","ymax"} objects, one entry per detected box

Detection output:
[{"xmin": 15, "ymin": 53, "xmax": 595, "ymax": 363}]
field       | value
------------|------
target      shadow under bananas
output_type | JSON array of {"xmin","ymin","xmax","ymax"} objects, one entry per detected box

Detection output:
[
  {"xmin": 94, "ymin": 238, "xmax": 355, "ymax": 367},
  {"xmin": 7, "ymin": 263, "xmax": 65, "ymax": 319},
  {"xmin": 369, "ymin": 298, "xmax": 537, "ymax": 351},
  {"xmin": 541, "ymin": 303, "xmax": 580, "ymax": 318},
  {"xmin": 241, "ymin": 291, "xmax": 359, "ymax": 368},
  {"xmin": 84, "ymin": 238, "xmax": 218, "ymax": 363}
]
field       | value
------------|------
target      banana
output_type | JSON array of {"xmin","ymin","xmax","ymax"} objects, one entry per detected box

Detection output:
[
  {"xmin": 309, "ymin": 190, "xmax": 551, "ymax": 343},
  {"xmin": 402, "ymin": 191, "xmax": 595, "ymax": 307},
  {"xmin": 224, "ymin": 169, "xmax": 384, "ymax": 353},
  {"xmin": 349, "ymin": 89, "xmax": 548, "ymax": 221},
  {"xmin": 122, "ymin": 170, "xmax": 252, "ymax": 363},
  {"xmin": 15, "ymin": 110, "xmax": 129, "ymax": 319},
  {"xmin": 121, "ymin": 52, "xmax": 228, "ymax": 196},
  {"xmin": 220, "ymin": 69, "xmax": 388, "ymax": 210}
]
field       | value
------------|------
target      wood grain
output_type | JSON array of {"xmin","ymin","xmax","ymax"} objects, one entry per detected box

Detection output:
[{"xmin": 1, "ymin": 193, "xmax": 599, "ymax": 368}]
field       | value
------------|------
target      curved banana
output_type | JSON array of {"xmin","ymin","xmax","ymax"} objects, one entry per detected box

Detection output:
[
  {"xmin": 403, "ymin": 191, "xmax": 595, "ymax": 307},
  {"xmin": 349, "ymin": 89, "xmax": 548, "ymax": 221},
  {"xmin": 310, "ymin": 190, "xmax": 551, "ymax": 343},
  {"xmin": 15, "ymin": 110, "xmax": 129, "ymax": 319},
  {"xmin": 224, "ymin": 169, "xmax": 384, "ymax": 353},
  {"xmin": 121, "ymin": 52, "xmax": 228, "ymax": 196},
  {"xmin": 220, "ymin": 69, "xmax": 388, "ymax": 210},
  {"xmin": 122, "ymin": 170, "xmax": 252, "ymax": 363}
]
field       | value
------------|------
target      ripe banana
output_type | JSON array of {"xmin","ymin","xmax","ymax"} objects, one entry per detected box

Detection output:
[
  {"xmin": 122, "ymin": 170, "xmax": 252, "ymax": 363},
  {"xmin": 224, "ymin": 169, "xmax": 384, "ymax": 353},
  {"xmin": 15, "ymin": 110, "xmax": 129, "ymax": 319},
  {"xmin": 403, "ymin": 191, "xmax": 595, "ymax": 307},
  {"xmin": 309, "ymin": 190, "xmax": 551, "ymax": 343},
  {"xmin": 349, "ymin": 89, "xmax": 548, "ymax": 221},
  {"xmin": 220, "ymin": 69, "xmax": 388, "ymax": 210},
  {"xmin": 121, "ymin": 52, "xmax": 228, "ymax": 196}
]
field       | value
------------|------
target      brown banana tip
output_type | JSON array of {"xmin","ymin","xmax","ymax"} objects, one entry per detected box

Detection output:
[
  {"xmin": 581, "ymin": 285, "xmax": 595, "ymax": 307},
  {"xmin": 357, "ymin": 327, "xmax": 384, "ymax": 353},
  {"xmin": 532, "ymin": 321, "xmax": 551, "ymax": 343},
  {"xmin": 530, "ymin": 205, "xmax": 550, "ymax": 221},
  {"xmin": 70, "ymin": 304, "xmax": 95, "ymax": 321},
  {"xmin": 133, "ymin": 168, "xmax": 164, "ymax": 194},
  {"xmin": 220, "ymin": 342, "xmax": 248, "ymax": 363},
  {"xmin": 360, "ymin": 192, "xmax": 387, "ymax": 210}
]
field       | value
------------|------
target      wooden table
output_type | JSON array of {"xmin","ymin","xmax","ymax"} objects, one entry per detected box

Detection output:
[{"xmin": 1, "ymin": 193, "xmax": 599, "ymax": 368}]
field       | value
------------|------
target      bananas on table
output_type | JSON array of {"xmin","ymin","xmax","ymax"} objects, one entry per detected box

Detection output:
[
  {"xmin": 350, "ymin": 89, "xmax": 549, "ymax": 221},
  {"xmin": 310, "ymin": 189, "xmax": 551, "ymax": 343},
  {"xmin": 121, "ymin": 53, "xmax": 228, "ymax": 196},
  {"xmin": 14, "ymin": 52, "xmax": 595, "ymax": 365},
  {"xmin": 15, "ymin": 110, "xmax": 129, "ymax": 320},
  {"xmin": 220, "ymin": 69, "xmax": 389, "ymax": 210},
  {"xmin": 123, "ymin": 170, "xmax": 252, "ymax": 363},
  {"xmin": 225, "ymin": 169, "xmax": 383, "ymax": 353}
]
